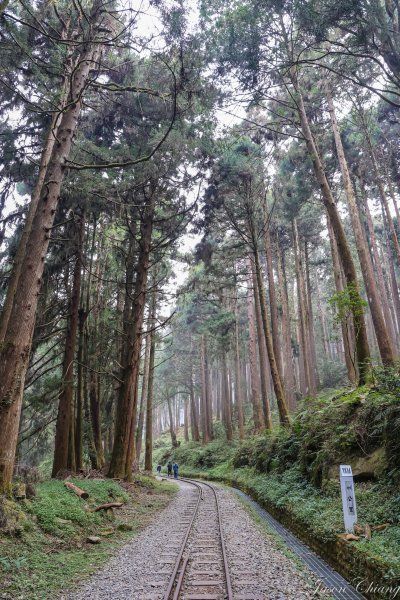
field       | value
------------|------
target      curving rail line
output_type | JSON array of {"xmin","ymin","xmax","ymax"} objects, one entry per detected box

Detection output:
[{"xmin": 162, "ymin": 478, "xmax": 233, "ymax": 600}]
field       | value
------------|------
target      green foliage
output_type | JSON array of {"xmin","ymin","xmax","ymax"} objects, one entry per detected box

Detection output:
[
  {"xmin": 156, "ymin": 436, "xmax": 238, "ymax": 470},
  {"xmin": 0, "ymin": 556, "xmax": 28, "ymax": 571},
  {"xmin": 329, "ymin": 283, "xmax": 368, "ymax": 324}
]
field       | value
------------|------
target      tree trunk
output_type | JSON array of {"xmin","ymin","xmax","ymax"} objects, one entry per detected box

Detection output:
[
  {"xmin": 315, "ymin": 277, "xmax": 331, "ymax": 361},
  {"xmin": 234, "ymin": 298, "xmax": 245, "ymax": 439},
  {"xmin": 363, "ymin": 127, "xmax": 400, "ymax": 266},
  {"xmin": 0, "ymin": 28, "xmax": 76, "ymax": 344},
  {"xmin": 89, "ymin": 370, "xmax": 104, "ymax": 469},
  {"xmin": 75, "ymin": 306, "xmax": 87, "ymax": 471},
  {"xmin": 0, "ymin": 24, "xmax": 101, "ymax": 492},
  {"xmin": 251, "ymin": 266, "xmax": 272, "ymax": 428},
  {"xmin": 189, "ymin": 367, "xmax": 200, "ymax": 442},
  {"xmin": 326, "ymin": 219, "xmax": 358, "ymax": 384},
  {"xmin": 184, "ymin": 396, "xmax": 189, "ymax": 442},
  {"xmin": 221, "ymin": 349, "xmax": 233, "ymax": 440},
  {"xmin": 135, "ymin": 331, "xmax": 151, "ymax": 465},
  {"xmin": 291, "ymin": 73, "xmax": 371, "ymax": 385},
  {"xmin": 204, "ymin": 337, "xmax": 213, "ymax": 440},
  {"xmin": 304, "ymin": 242, "xmax": 320, "ymax": 389},
  {"xmin": 264, "ymin": 225, "xmax": 282, "ymax": 377},
  {"xmin": 326, "ymin": 85, "xmax": 396, "ymax": 365},
  {"xmin": 52, "ymin": 213, "xmax": 85, "ymax": 476},
  {"xmin": 144, "ymin": 290, "xmax": 157, "ymax": 471},
  {"xmin": 277, "ymin": 246, "xmax": 296, "ymax": 410},
  {"xmin": 246, "ymin": 271, "xmax": 265, "ymax": 432},
  {"xmin": 253, "ymin": 248, "xmax": 290, "ymax": 425},
  {"xmin": 200, "ymin": 335, "xmax": 210, "ymax": 444},
  {"xmin": 293, "ymin": 220, "xmax": 317, "ymax": 397},
  {"xmin": 108, "ymin": 195, "xmax": 155, "ymax": 479},
  {"xmin": 358, "ymin": 174, "xmax": 400, "ymax": 342},
  {"xmin": 167, "ymin": 398, "xmax": 178, "ymax": 449}
]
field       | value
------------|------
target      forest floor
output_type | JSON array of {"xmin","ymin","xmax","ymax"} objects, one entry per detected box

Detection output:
[
  {"xmin": 0, "ymin": 475, "xmax": 176, "ymax": 600},
  {"xmin": 64, "ymin": 478, "xmax": 329, "ymax": 600}
]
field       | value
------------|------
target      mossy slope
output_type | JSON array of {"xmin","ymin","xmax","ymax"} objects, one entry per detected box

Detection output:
[{"xmin": 0, "ymin": 475, "xmax": 176, "ymax": 599}]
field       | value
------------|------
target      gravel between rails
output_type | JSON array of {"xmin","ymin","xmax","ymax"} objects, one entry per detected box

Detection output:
[{"xmin": 63, "ymin": 479, "xmax": 326, "ymax": 600}]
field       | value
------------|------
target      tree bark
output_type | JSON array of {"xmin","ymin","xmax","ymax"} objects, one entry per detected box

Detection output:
[
  {"xmin": 221, "ymin": 348, "xmax": 233, "ymax": 440},
  {"xmin": 264, "ymin": 225, "xmax": 282, "ymax": 377},
  {"xmin": 0, "ymin": 18, "xmax": 102, "ymax": 492},
  {"xmin": 304, "ymin": 242, "xmax": 320, "ymax": 389},
  {"xmin": 52, "ymin": 213, "xmax": 85, "ymax": 477},
  {"xmin": 144, "ymin": 289, "xmax": 157, "ymax": 471},
  {"xmin": 200, "ymin": 335, "xmax": 210, "ymax": 444},
  {"xmin": 251, "ymin": 266, "xmax": 272, "ymax": 428},
  {"xmin": 183, "ymin": 396, "xmax": 189, "ymax": 442},
  {"xmin": 293, "ymin": 220, "xmax": 317, "ymax": 397},
  {"xmin": 291, "ymin": 73, "xmax": 371, "ymax": 385},
  {"xmin": 277, "ymin": 246, "xmax": 297, "ymax": 410},
  {"xmin": 189, "ymin": 367, "xmax": 200, "ymax": 442},
  {"xmin": 135, "ymin": 330, "xmax": 151, "ymax": 465},
  {"xmin": 326, "ymin": 86, "xmax": 396, "ymax": 365},
  {"xmin": 357, "ymin": 174, "xmax": 399, "ymax": 343},
  {"xmin": 326, "ymin": 219, "xmax": 358, "ymax": 384},
  {"xmin": 167, "ymin": 397, "xmax": 178, "ymax": 448},
  {"xmin": 363, "ymin": 126, "xmax": 400, "ymax": 266},
  {"xmin": 234, "ymin": 298, "xmax": 245, "ymax": 439},
  {"xmin": 253, "ymin": 248, "xmax": 290, "ymax": 425},
  {"xmin": 246, "ymin": 271, "xmax": 265, "ymax": 432},
  {"xmin": 108, "ymin": 194, "xmax": 155, "ymax": 479},
  {"xmin": 0, "ymin": 27, "xmax": 76, "ymax": 344}
]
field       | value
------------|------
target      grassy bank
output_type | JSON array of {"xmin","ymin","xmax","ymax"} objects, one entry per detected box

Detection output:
[
  {"xmin": 0, "ymin": 475, "xmax": 177, "ymax": 599},
  {"xmin": 154, "ymin": 382, "xmax": 400, "ymax": 592}
]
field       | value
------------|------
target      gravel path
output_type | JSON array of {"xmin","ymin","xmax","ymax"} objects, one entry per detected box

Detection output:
[{"xmin": 63, "ymin": 479, "xmax": 326, "ymax": 600}]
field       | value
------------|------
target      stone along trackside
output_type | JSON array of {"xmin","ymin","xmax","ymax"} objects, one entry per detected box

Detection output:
[{"xmin": 64, "ymin": 478, "xmax": 331, "ymax": 600}]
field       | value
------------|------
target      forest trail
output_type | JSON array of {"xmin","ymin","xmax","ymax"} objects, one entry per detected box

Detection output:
[{"xmin": 64, "ymin": 479, "xmax": 327, "ymax": 600}]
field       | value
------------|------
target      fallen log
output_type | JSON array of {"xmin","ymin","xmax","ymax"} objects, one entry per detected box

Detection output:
[
  {"xmin": 90, "ymin": 502, "xmax": 123, "ymax": 513},
  {"xmin": 64, "ymin": 481, "xmax": 89, "ymax": 499},
  {"xmin": 371, "ymin": 523, "xmax": 390, "ymax": 532}
]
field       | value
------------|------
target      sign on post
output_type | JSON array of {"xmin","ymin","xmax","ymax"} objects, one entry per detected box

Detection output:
[{"xmin": 340, "ymin": 465, "xmax": 357, "ymax": 533}]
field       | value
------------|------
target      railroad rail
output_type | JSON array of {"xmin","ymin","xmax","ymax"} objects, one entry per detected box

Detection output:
[{"xmin": 162, "ymin": 478, "xmax": 233, "ymax": 600}]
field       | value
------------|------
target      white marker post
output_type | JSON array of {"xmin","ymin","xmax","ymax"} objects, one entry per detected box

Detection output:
[{"xmin": 340, "ymin": 465, "xmax": 357, "ymax": 533}]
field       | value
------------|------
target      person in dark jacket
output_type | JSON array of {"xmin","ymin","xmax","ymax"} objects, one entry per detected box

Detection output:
[
  {"xmin": 173, "ymin": 462, "xmax": 179, "ymax": 479},
  {"xmin": 156, "ymin": 464, "xmax": 162, "ymax": 476},
  {"xmin": 167, "ymin": 461, "xmax": 173, "ymax": 477}
]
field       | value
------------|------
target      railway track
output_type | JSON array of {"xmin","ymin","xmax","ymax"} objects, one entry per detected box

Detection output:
[{"xmin": 161, "ymin": 478, "xmax": 233, "ymax": 600}]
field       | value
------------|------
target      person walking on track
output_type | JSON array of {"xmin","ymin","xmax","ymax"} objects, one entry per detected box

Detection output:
[
  {"xmin": 167, "ymin": 461, "xmax": 173, "ymax": 477},
  {"xmin": 173, "ymin": 462, "xmax": 179, "ymax": 479}
]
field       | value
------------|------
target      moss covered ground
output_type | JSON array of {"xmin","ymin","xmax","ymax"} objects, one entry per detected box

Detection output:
[
  {"xmin": 0, "ymin": 475, "xmax": 177, "ymax": 599},
  {"xmin": 154, "ymin": 379, "xmax": 400, "ymax": 587}
]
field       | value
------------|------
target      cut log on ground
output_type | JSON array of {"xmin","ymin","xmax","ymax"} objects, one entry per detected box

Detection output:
[
  {"xmin": 372, "ymin": 523, "xmax": 390, "ymax": 532},
  {"xmin": 64, "ymin": 481, "xmax": 89, "ymax": 499},
  {"xmin": 90, "ymin": 502, "xmax": 123, "ymax": 512}
]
